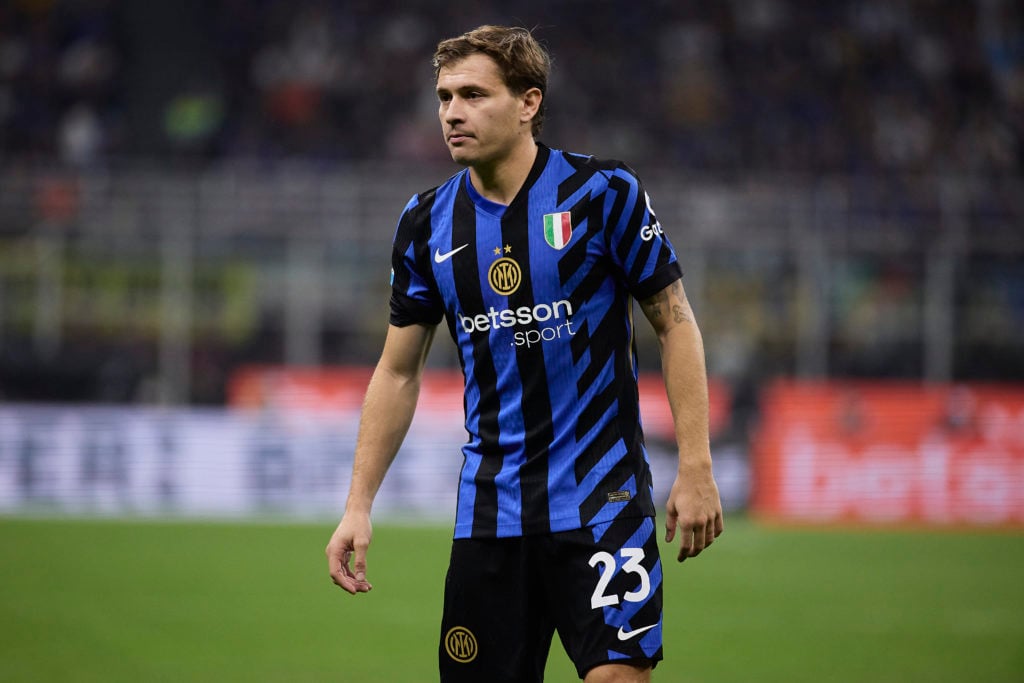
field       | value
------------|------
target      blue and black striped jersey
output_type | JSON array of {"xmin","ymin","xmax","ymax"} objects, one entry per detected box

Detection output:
[{"xmin": 389, "ymin": 144, "xmax": 682, "ymax": 539}]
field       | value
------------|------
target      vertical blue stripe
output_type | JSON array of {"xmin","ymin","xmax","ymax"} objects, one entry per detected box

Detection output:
[
  {"xmin": 494, "ymin": 388, "xmax": 525, "ymax": 536},
  {"xmin": 455, "ymin": 345, "xmax": 481, "ymax": 537},
  {"xmin": 477, "ymin": 203, "xmax": 525, "ymax": 537}
]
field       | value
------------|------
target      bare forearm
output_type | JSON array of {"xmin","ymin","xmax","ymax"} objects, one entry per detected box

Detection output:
[
  {"xmin": 658, "ymin": 319, "xmax": 712, "ymax": 473},
  {"xmin": 641, "ymin": 279, "xmax": 723, "ymax": 559},
  {"xmin": 345, "ymin": 366, "xmax": 422, "ymax": 514},
  {"xmin": 640, "ymin": 280, "xmax": 723, "ymax": 559},
  {"xmin": 640, "ymin": 280, "xmax": 712, "ymax": 470}
]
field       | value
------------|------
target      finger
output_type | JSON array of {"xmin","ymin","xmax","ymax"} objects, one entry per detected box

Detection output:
[
  {"xmin": 326, "ymin": 544, "xmax": 341, "ymax": 578},
  {"xmin": 335, "ymin": 574, "xmax": 359, "ymax": 595},
  {"xmin": 352, "ymin": 541, "xmax": 371, "ymax": 591},
  {"xmin": 677, "ymin": 526, "xmax": 692, "ymax": 562},
  {"xmin": 703, "ymin": 520, "xmax": 716, "ymax": 549},
  {"xmin": 329, "ymin": 549, "xmax": 359, "ymax": 595},
  {"xmin": 664, "ymin": 507, "xmax": 678, "ymax": 543},
  {"xmin": 689, "ymin": 521, "xmax": 708, "ymax": 556},
  {"xmin": 715, "ymin": 513, "xmax": 724, "ymax": 537}
]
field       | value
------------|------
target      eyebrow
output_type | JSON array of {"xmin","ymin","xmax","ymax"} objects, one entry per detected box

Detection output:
[{"xmin": 435, "ymin": 83, "xmax": 492, "ymax": 99}]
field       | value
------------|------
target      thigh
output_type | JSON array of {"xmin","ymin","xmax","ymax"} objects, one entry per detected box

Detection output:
[
  {"xmin": 546, "ymin": 516, "xmax": 664, "ymax": 679},
  {"xmin": 438, "ymin": 537, "xmax": 554, "ymax": 683}
]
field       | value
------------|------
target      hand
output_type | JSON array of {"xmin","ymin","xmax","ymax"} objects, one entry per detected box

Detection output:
[
  {"xmin": 664, "ymin": 465, "xmax": 724, "ymax": 562},
  {"xmin": 326, "ymin": 511, "xmax": 374, "ymax": 594}
]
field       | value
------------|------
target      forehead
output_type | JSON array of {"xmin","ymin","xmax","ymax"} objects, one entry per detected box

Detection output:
[{"xmin": 436, "ymin": 53, "xmax": 506, "ymax": 91}]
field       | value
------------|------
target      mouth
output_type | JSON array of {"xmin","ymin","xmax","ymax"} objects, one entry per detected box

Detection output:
[{"xmin": 447, "ymin": 131, "xmax": 472, "ymax": 145}]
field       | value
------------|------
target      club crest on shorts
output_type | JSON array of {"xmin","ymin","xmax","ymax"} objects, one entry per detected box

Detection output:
[
  {"xmin": 543, "ymin": 211, "xmax": 572, "ymax": 250},
  {"xmin": 444, "ymin": 626, "xmax": 478, "ymax": 663}
]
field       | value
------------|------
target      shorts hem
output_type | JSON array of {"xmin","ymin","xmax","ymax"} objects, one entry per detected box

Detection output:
[{"xmin": 576, "ymin": 655, "xmax": 661, "ymax": 680}]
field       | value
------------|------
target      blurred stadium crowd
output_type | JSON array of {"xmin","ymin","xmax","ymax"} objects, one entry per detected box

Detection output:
[
  {"xmin": 2, "ymin": 0, "xmax": 1021, "ymax": 173},
  {"xmin": 0, "ymin": 0, "xmax": 1022, "ymax": 407}
]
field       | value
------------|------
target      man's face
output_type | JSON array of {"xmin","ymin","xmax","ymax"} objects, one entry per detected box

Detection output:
[{"xmin": 436, "ymin": 53, "xmax": 530, "ymax": 168}]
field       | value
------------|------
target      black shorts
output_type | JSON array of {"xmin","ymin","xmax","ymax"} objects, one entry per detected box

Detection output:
[{"xmin": 438, "ymin": 516, "xmax": 663, "ymax": 682}]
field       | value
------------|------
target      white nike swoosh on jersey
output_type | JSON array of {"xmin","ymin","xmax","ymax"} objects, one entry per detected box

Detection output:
[
  {"xmin": 616, "ymin": 623, "xmax": 658, "ymax": 641},
  {"xmin": 434, "ymin": 244, "xmax": 469, "ymax": 263}
]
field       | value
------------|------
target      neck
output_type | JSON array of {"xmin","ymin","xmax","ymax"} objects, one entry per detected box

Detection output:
[{"xmin": 468, "ymin": 138, "xmax": 538, "ymax": 205}]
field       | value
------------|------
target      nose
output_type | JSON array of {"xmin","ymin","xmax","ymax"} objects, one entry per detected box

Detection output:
[{"xmin": 444, "ymin": 96, "xmax": 465, "ymax": 125}]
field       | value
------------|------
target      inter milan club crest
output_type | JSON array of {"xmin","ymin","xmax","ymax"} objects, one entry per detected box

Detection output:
[
  {"xmin": 543, "ymin": 211, "xmax": 572, "ymax": 250},
  {"xmin": 488, "ymin": 245, "xmax": 521, "ymax": 296},
  {"xmin": 444, "ymin": 626, "xmax": 478, "ymax": 663}
]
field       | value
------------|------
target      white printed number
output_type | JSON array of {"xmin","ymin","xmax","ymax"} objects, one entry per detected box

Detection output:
[{"xmin": 588, "ymin": 548, "xmax": 651, "ymax": 609}]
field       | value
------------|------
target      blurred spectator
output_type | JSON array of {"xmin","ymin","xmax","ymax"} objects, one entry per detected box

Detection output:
[
  {"xmin": 0, "ymin": 0, "xmax": 1020, "ymax": 174},
  {"xmin": 0, "ymin": 0, "xmax": 1022, "ymax": 404}
]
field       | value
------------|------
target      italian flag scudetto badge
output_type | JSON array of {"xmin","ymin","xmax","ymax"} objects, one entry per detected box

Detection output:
[{"xmin": 543, "ymin": 212, "xmax": 572, "ymax": 250}]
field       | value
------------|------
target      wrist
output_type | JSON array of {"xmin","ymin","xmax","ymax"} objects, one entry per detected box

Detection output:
[
  {"xmin": 344, "ymin": 495, "xmax": 374, "ymax": 516},
  {"xmin": 676, "ymin": 451, "xmax": 713, "ymax": 475}
]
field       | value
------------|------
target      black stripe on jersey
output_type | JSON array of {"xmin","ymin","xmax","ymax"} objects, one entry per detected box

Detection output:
[
  {"xmin": 557, "ymin": 192, "xmax": 598, "ymax": 288},
  {"xmin": 574, "ymin": 419, "xmax": 619, "ymax": 483},
  {"xmin": 389, "ymin": 189, "xmax": 444, "ymax": 326},
  {"xmin": 606, "ymin": 175, "xmax": 638, "ymax": 266},
  {"xmin": 391, "ymin": 290, "xmax": 444, "ymax": 327},
  {"xmin": 556, "ymin": 152, "xmax": 597, "ymax": 205},
  {"xmin": 576, "ymin": 387, "xmax": 654, "ymax": 526},
  {"xmin": 574, "ymin": 331, "xmax": 624, "ymax": 438},
  {"xmin": 571, "ymin": 287, "xmax": 650, "ymax": 524},
  {"xmin": 580, "ymin": 315, "xmax": 654, "ymax": 524},
  {"xmin": 566, "ymin": 186, "xmax": 611, "ymax": 368},
  {"xmin": 566, "ymin": 190, "xmax": 608, "ymax": 366},
  {"xmin": 581, "ymin": 466, "xmax": 636, "ymax": 526},
  {"xmin": 569, "ymin": 316, "xmax": 591, "ymax": 365},
  {"xmin": 605, "ymin": 173, "xmax": 631, "ymax": 258},
  {"xmin": 571, "ymin": 194, "xmax": 629, "ymax": 397},
  {"xmin": 622, "ymin": 182, "xmax": 658, "ymax": 287},
  {"xmin": 632, "ymin": 261, "xmax": 683, "ymax": 301},
  {"xmin": 595, "ymin": 502, "xmax": 657, "ymax": 548},
  {"xmin": 503, "ymin": 184, "xmax": 554, "ymax": 536},
  {"xmin": 571, "ymin": 253, "xmax": 632, "ymax": 435},
  {"xmin": 580, "ymin": 459, "xmax": 655, "ymax": 527},
  {"xmin": 450, "ymin": 181, "xmax": 503, "ymax": 536}
]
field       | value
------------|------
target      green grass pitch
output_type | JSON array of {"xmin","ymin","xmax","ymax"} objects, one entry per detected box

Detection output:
[{"xmin": 1, "ymin": 516, "xmax": 1021, "ymax": 682}]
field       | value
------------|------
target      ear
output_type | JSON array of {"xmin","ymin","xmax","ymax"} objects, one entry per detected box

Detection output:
[{"xmin": 520, "ymin": 87, "xmax": 543, "ymax": 126}]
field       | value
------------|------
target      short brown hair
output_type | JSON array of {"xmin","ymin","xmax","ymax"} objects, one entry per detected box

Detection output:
[{"xmin": 433, "ymin": 25, "xmax": 551, "ymax": 136}]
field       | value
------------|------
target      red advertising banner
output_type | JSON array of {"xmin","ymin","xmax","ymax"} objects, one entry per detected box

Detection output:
[{"xmin": 752, "ymin": 380, "xmax": 1024, "ymax": 527}]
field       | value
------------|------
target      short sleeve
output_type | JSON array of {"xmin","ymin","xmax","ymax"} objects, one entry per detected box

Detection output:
[
  {"xmin": 388, "ymin": 196, "xmax": 444, "ymax": 327},
  {"xmin": 605, "ymin": 166, "xmax": 682, "ymax": 300}
]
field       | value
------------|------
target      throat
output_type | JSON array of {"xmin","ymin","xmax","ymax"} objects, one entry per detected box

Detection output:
[{"xmin": 468, "ymin": 142, "xmax": 538, "ymax": 205}]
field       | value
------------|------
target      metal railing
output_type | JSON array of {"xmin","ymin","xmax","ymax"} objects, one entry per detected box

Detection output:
[{"xmin": 1, "ymin": 163, "xmax": 1021, "ymax": 403}]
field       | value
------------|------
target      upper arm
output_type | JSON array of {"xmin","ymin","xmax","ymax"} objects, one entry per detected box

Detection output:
[
  {"xmin": 638, "ymin": 278, "xmax": 695, "ymax": 338},
  {"xmin": 377, "ymin": 323, "xmax": 437, "ymax": 381}
]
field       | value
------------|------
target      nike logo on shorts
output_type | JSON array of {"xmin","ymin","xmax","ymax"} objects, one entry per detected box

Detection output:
[
  {"xmin": 616, "ymin": 623, "xmax": 658, "ymax": 641},
  {"xmin": 434, "ymin": 244, "xmax": 469, "ymax": 263}
]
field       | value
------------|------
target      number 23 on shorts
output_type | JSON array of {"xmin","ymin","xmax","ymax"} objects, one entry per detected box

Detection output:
[{"xmin": 588, "ymin": 548, "xmax": 651, "ymax": 609}]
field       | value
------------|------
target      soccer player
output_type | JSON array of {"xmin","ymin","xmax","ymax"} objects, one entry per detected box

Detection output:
[{"xmin": 326, "ymin": 25, "xmax": 723, "ymax": 683}]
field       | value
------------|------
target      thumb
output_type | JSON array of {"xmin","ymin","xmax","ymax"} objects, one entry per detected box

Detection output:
[{"xmin": 353, "ymin": 537, "xmax": 370, "ymax": 586}]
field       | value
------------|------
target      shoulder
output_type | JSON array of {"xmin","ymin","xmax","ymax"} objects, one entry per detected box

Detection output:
[
  {"xmin": 548, "ymin": 146, "xmax": 643, "ymax": 191},
  {"xmin": 397, "ymin": 171, "xmax": 466, "ymax": 231}
]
